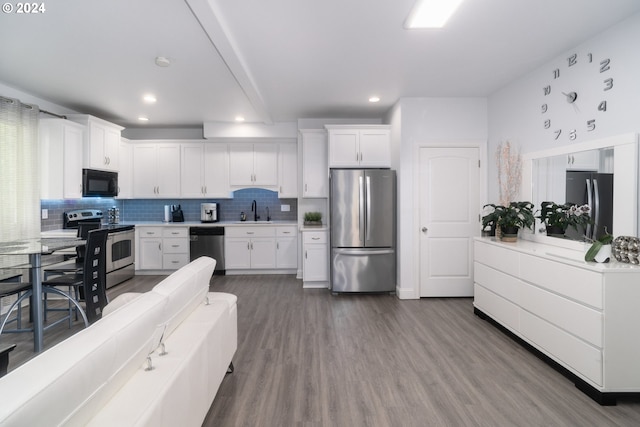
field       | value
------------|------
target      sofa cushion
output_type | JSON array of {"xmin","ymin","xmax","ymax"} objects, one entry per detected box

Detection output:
[{"xmin": 151, "ymin": 256, "xmax": 215, "ymax": 336}]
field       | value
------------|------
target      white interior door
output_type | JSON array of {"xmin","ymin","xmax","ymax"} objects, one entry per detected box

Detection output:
[{"xmin": 419, "ymin": 147, "xmax": 480, "ymax": 297}]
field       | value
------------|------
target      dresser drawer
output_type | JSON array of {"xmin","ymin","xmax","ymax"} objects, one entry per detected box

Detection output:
[
  {"xmin": 163, "ymin": 238, "xmax": 189, "ymax": 254},
  {"xmin": 519, "ymin": 254, "xmax": 603, "ymax": 309},
  {"xmin": 521, "ymin": 310, "xmax": 602, "ymax": 386},
  {"xmin": 226, "ymin": 226, "xmax": 275, "ymax": 238},
  {"xmin": 276, "ymin": 226, "xmax": 297, "ymax": 237},
  {"xmin": 474, "ymin": 240, "xmax": 519, "ymax": 277},
  {"xmin": 163, "ymin": 253, "xmax": 190, "ymax": 270},
  {"xmin": 520, "ymin": 281, "xmax": 603, "ymax": 347},
  {"xmin": 303, "ymin": 231, "xmax": 327, "ymax": 244},
  {"xmin": 139, "ymin": 227, "xmax": 163, "ymax": 238},
  {"xmin": 162, "ymin": 227, "xmax": 188, "ymax": 238}
]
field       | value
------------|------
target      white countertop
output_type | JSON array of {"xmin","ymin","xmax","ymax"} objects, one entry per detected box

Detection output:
[{"xmin": 475, "ymin": 236, "xmax": 640, "ymax": 273}]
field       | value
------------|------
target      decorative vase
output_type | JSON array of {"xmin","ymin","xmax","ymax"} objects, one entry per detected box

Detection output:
[
  {"xmin": 594, "ymin": 244, "xmax": 612, "ymax": 263},
  {"xmin": 546, "ymin": 224, "xmax": 566, "ymax": 238},
  {"xmin": 500, "ymin": 226, "xmax": 519, "ymax": 242}
]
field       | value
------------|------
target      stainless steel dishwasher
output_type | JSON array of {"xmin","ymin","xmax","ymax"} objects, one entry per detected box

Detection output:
[{"xmin": 189, "ymin": 227, "xmax": 225, "ymax": 275}]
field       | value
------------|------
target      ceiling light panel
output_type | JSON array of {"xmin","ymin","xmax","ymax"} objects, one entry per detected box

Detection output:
[{"xmin": 405, "ymin": 0, "xmax": 464, "ymax": 29}]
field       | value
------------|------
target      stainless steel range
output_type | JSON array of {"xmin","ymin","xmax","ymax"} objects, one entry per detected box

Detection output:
[{"xmin": 64, "ymin": 209, "xmax": 135, "ymax": 288}]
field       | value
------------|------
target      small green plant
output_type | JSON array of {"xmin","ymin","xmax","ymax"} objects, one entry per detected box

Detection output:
[{"xmin": 304, "ymin": 212, "xmax": 322, "ymax": 222}]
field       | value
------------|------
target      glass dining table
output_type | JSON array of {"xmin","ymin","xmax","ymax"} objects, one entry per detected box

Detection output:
[{"xmin": 0, "ymin": 237, "xmax": 85, "ymax": 352}]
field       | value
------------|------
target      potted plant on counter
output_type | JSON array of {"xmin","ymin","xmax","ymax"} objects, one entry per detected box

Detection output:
[
  {"xmin": 303, "ymin": 212, "xmax": 323, "ymax": 226},
  {"xmin": 496, "ymin": 201, "xmax": 535, "ymax": 242},
  {"xmin": 537, "ymin": 201, "xmax": 591, "ymax": 237}
]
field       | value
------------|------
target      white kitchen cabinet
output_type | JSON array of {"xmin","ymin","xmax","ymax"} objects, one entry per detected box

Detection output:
[
  {"xmin": 225, "ymin": 226, "xmax": 276, "ymax": 270},
  {"xmin": 67, "ymin": 114, "xmax": 123, "ymax": 171},
  {"xmin": 137, "ymin": 226, "xmax": 189, "ymax": 271},
  {"xmin": 566, "ymin": 150, "xmax": 599, "ymax": 170},
  {"xmin": 302, "ymin": 230, "xmax": 329, "ymax": 285},
  {"xmin": 132, "ymin": 143, "xmax": 181, "ymax": 198},
  {"xmin": 137, "ymin": 227, "xmax": 164, "ymax": 270},
  {"xmin": 228, "ymin": 143, "xmax": 278, "ymax": 188},
  {"xmin": 181, "ymin": 142, "xmax": 230, "ymax": 198},
  {"xmin": 161, "ymin": 227, "xmax": 190, "ymax": 270},
  {"xmin": 300, "ymin": 129, "xmax": 328, "ymax": 198},
  {"xmin": 473, "ymin": 237, "xmax": 640, "ymax": 405},
  {"xmin": 326, "ymin": 125, "xmax": 391, "ymax": 168},
  {"xmin": 117, "ymin": 138, "xmax": 133, "ymax": 198},
  {"xmin": 276, "ymin": 226, "xmax": 298, "ymax": 269},
  {"xmin": 39, "ymin": 118, "xmax": 85, "ymax": 199},
  {"xmin": 278, "ymin": 142, "xmax": 298, "ymax": 198}
]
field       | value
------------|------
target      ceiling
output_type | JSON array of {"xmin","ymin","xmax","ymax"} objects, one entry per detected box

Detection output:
[{"xmin": 1, "ymin": 0, "xmax": 639, "ymax": 130}]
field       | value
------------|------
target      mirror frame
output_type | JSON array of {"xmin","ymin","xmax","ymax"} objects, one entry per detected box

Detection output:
[{"xmin": 521, "ymin": 133, "xmax": 639, "ymax": 250}]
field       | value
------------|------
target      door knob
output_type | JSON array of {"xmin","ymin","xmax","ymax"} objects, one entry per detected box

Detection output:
[{"xmin": 421, "ymin": 227, "xmax": 428, "ymax": 233}]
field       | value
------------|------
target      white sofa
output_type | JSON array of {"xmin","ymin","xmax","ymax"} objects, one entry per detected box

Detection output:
[{"xmin": 0, "ymin": 256, "xmax": 237, "ymax": 427}]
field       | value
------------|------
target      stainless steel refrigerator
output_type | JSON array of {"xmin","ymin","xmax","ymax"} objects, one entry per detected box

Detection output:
[
  {"xmin": 330, "ymin": 169, "xmax": 396, "ymax": 293},
  {"xmin": 565, "ymin": 170, "xmax": 614, "ymax": 241}
]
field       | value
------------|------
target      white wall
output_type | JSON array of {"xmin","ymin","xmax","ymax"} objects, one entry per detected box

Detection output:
[
  {"xmin": 389, "ymin": 97, "xmax": 488, "ymax": 299},
  {"xmin": 488, "ymin": 12, "xmax": 640, "ymax": 202}
]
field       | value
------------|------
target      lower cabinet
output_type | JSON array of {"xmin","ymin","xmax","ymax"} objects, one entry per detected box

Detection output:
[
  {"xmin": 136, "ymin": 226, "xmax": 189, "ymax": 272},
  {"xmin": 473, "ymin": 237, "xmax": 640, "ymax": 405},
  {"xmin": 302, "ymin": 230, "xmax": 329, "ymax": 286},
  {"xmin": 225, "ymin": 225, "xmax": 298, "ymax": 273}
]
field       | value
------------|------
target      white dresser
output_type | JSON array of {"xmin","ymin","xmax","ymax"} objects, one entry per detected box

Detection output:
[{"xmin": 473, "ymin": 237, "xmax": 640, "ymax": 405}]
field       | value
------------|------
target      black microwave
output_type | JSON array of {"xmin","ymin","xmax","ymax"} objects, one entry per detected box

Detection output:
[{"xmin": 82, "ymin": 168, "xmax": 118, "ymax": 197}]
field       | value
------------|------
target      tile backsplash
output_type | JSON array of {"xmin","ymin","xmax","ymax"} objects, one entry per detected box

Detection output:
[{"xmin": 41, "ymin": 188, "xmax": 297, "ymax": 231}]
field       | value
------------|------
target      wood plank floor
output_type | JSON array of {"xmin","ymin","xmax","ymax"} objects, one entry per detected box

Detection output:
[{"xmin": 4, "ymin": 274, "xmax": 640, "ymax": 426}]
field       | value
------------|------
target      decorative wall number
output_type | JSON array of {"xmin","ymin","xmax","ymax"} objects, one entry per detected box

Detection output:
[{"xmin": 540, "ymin": 51, "xmax": 612, "ymax": 141}]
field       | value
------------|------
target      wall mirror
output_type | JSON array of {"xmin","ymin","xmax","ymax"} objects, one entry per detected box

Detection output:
[{"xmin": 521, "ymin": 133, "xmax": 638, "ymax": 249}]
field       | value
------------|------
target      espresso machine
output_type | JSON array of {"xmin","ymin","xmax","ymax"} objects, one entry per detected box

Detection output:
[{"xmin": 200, "ymin": 202, "xmax": 219, "ymax": 223}]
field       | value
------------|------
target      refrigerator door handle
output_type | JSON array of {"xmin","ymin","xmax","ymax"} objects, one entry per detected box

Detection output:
[
  {"xmin": 333, "ymin": 248, "xmax": 395, "ymax": 256},
  {"xmin": 593, "ymin": 179, "xmax": 600, "ymax": 239},
  {"xmin": 359, "ymin": 175, "xmax": 365, "ymax": 243},
  {"xmin": 366, "ymin": 175, "xmax": 372, "ymax": 242},
  {"xmin": 585, "ymin": 179, "xmax": 593, "ymax": 239}
]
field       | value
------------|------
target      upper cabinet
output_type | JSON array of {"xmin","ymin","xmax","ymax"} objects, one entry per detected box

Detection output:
[
  {"xmin": 39, "ymin": 118, "xmax": 85, "ymax": 199},
  {"xmin": 326, "ymin": 125, "xmax": 391, "ymax": 168},
  {"xmin": 118, "ymin": 138, "xmax": 133, "ymax": 199},
  {"xmin": 228, "ymin": 143, "xmax": 278, "ymax": 189},
  {"xmin": 181, "ymin": 142, "xmax": 230, "ymax": 198},
  {"xmin": 278, "ymin": 142, "xmax": 298, "ymax": 198},
  {"xmin": 132, "ymin": 142, "xmax": 181, "ymax": 198},
  {"xmin": 300, "ymin": 129, "xmax": 328, "ymax": 198},
  {"xmin": 67, "ymin": 114, "xmax": 124, "ymax": 172}
]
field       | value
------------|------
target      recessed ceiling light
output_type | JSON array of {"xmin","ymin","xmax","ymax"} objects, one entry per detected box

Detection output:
[
  {"xmin": 369, "ymin": 96, "xmax": 381, "ymax": 103},
  {"xmin": 404, "ymin": 0, "xmax": 464, "ymax": 29},
  {"xmin": 155, "ymin": 56, "xmax": 171, "ymax": 67},
  {"xmin": 138, "ymin": 116, "xmax": 149, "ymax": 122},
  {"xmin": 143, "ymin": 94, "xmax": 157, "ymax": 103},
  {"xmin": 235, "ymin": 116, "xmax": 245, "ymax": 122}
]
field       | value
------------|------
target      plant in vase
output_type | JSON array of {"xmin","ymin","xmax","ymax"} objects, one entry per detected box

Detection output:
[
  {"xmin": 536, "ymin": 201, "xmax": 591, "ymax": 237},
  {"xmin": 303, "ymin": 212, "xmax": 323, "ymax": 226},
  {"xmin": 496, "ymin": 201, "xmax": 535, "ymax": 242}
]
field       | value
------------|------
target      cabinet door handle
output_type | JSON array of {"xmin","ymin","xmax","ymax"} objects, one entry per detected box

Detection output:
[
  {"xmin": 305, "ymin": 183, "xmax": 308, "ymax": 192},
  {"xmin": 247, "ymin": 243, "xmax": 250, "ymax": 250},
  {"xmin": 171, "ymin": 244, "xmax": 179, "ymax": 248},
  {"xmin": 251, "ymin": 242, "xmax": 254, "ymax": 250},
  {"xmin": 305, "ymin": 250, "xmax": 307, "ymax": 259},
  {"xmin": 312, "ymin": 237, "xmax": 320, "ymax": 240},
  {"xmin": 277, "ymin": 242, "xmax": 280, "ymax": 250},
  {"xmin": 158, "ymin": 243, "xmax": 162, "ymax": 250}
]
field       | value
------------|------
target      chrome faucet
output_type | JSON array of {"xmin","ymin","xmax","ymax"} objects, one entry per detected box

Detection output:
[{"xmin": 251, "ymin": 200, "xmax": 260, "ymax": 221}]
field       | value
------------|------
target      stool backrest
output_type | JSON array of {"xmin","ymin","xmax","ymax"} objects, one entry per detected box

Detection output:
[{"xmin": 82, "ymin": 228, "xmax": 110, "ymax": 323}]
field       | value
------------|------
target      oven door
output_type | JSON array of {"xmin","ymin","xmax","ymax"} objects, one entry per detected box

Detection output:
[{"xmin": 107, "ymin": 229, "xmax": 135, "ymax": 272}]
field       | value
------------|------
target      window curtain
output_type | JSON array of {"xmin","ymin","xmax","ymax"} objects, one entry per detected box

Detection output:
[{"xmin": 0, "ymin": 96, "xmax": 40, "ymax": 244}]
